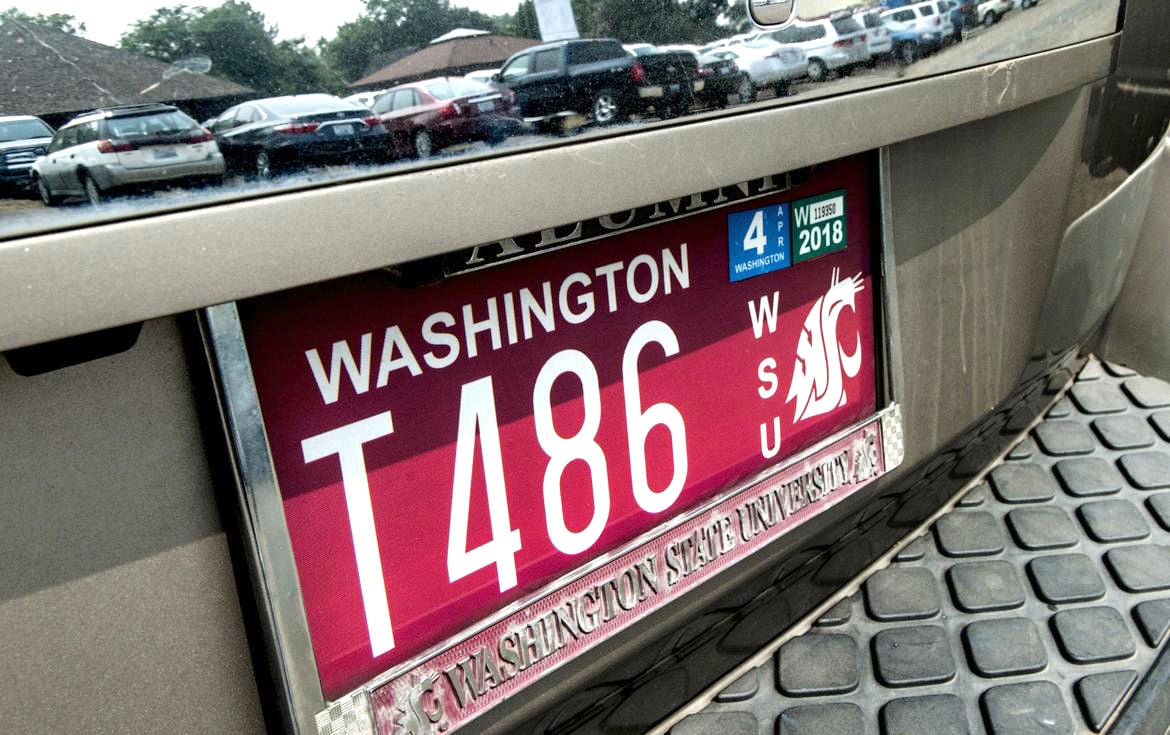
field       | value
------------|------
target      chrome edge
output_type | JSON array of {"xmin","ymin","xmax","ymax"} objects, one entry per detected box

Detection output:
[
  {"xmin": 201, "ymin": 302, "xmax": 325, "ymax": 734},
  {"xmin": 877, "ymin": 146, "xmax": 906, "ymax": 410}
]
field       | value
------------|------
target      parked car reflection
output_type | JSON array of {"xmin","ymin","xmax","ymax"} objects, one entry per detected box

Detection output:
[
  {"xmin": 31, "ymin": 104, "xmax": 224, "ymax": 206},
  {"xmin": 880, "ymin": 3, "xmax": 947, "ymax": 63},
  {"xmin": 493, "ymin": 39, "xmax": 699, "ymax": 127},
  {"xmin": 371, "ymin": 77, "xmax": 523, "ymax": 159},
  {"xmin": 855, "ymin": 9, "xmax": 894, "ymax": 62},
  {"xmin": 209, "ymin": 94, "xmax": 389, "ymax": 179},
  {"xmin": 0, "ymin": 115, "xmax": 54, "ymax": 194},
  {"xmin": 978, "ymin": 0, "xmax": 1016, "ymax": 26},
  {"xmin": 702, "ymin": 42, "xmax": 808, "ymax": 100},
  {"xmin": 0, "ymin": 0, "xmax": 1127, "ymax": 232},
  {"xmin": 659, "ymin": 45, "xmax": 754, "ymax": 108},
  {"xmin": 756, "ymin": 15, "xmax": 870, "ymax": 82}
]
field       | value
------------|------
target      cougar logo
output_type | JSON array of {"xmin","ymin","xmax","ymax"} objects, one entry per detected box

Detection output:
[
  {"xmin": 787, "ymin": 268, "xmax": 865, "ymax": 423},
  {"xmin": 393, "ymin": 672, "xmax": 444, "ymax": 735}
]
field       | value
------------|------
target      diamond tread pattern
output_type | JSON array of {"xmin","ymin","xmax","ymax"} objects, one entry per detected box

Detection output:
[{"xmin": 681, "ymin": 360, "xmax": 1170, "ymax": 734}]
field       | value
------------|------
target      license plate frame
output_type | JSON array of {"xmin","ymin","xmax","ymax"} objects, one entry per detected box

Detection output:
[
  {"xmin": 151, "ymin": 147, "xmax": 179, "ymax": 160},
  {"xmin": 202, "ymin": 150, "xmax": 905, "ymax": 735}
]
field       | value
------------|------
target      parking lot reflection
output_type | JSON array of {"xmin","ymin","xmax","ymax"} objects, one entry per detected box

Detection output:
[{"xmin": 0, "ymin": 0, "xmax": 1116, "ymax": 238}]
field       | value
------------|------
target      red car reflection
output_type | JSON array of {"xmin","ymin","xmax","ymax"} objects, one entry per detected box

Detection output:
[{"xmin": 371, "ymin": 76, "xmax": 526, "ymax": 159}]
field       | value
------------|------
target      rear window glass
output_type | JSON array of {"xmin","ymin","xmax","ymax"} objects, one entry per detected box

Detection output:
[
  {"xmin": 105, "ymin": 111, "xmax": 198, "ymax": 139},
  {"xmin": 920, "ymin": 5, "xmax": 936, "ymax": 15},
  {"xmin": 831, "ymin": 17, "xmax": 864, "ymax": 34},
  {"xmin": 533, "ymin": 49, "xmax": 561, "ymax": 73},
  {"xmin": 805, "ymin": 25, "xmax": 827, "ymax": 41},
  {"xmin": 263, "ymin": 96, "xmax": 352, "ymax": 116},
  {"xmin": 0, "ymin": 118, "xmax": 53, "ymax": 142},
  {"xmin": 425, "ymin": 79, "xmax": 493, "ymax": 99},
  {"xmin": 566, "ymin": 41, "xmax": 626, "ymax": 64},
  {"xmin": 391, "ymin": 90, "xmax": 418, "ymax": 111}
]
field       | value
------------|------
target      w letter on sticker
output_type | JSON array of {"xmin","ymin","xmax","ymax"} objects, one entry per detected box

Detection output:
[{"xmin": 787, "ymin": 268, "xmax": 865, "ymax": 423}]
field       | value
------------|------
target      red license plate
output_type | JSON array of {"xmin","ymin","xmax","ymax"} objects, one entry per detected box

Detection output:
[{"xmin": 239, "ymin": 156, "xmax": 880, "ymax": 702}]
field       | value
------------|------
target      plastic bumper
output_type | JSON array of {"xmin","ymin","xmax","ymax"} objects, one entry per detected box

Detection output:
[{"xmin": 90, "ymin": 153, "xmax": 226, "ymax": 190}]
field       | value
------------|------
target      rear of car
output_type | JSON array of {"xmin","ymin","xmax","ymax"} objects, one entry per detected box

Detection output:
[
  {"xmin": 374, "ymin": 78, "xmax": 522, "ymax": 158},
  {"xmin": 727, "ymin": 41, "xmax": 809, "ymax": 92},
  {"xmin": 857, "ymin": 9, "xmax": 895, "ymax": 58},
  {"xmin": 32, "ymin": 105, "xmax": 225, "ymax": 205},
  {"xmin": 94, "ymin": 109, "xmax": 224, "ymax": 189},
  {"xmin": 782, "ymin": 17, "xmax": 870, "ymax": 82},
  {"xmin": 0, "ymin": 116, "xmax": 53, "ymax": 191},
  {"xmin": 662, "ymin": 45, "xmax": 751, "ymax": 108},
  {"xmin": 212, "ymin": 95, "xmax": 389, "ymax": 177},
  {"xmin": 978, "ymin": 0, "xmax": 1014, "ymax": 25},
  {"xmin": 945, "ymin": 0, "xmax": 979, "ymax": 38},
  {"xmin": 881, "ymin": 3, "xmax": 945, "ymax": 61},
  {"xmin": 624, "ymin": 46, "xmax": 705, "ymax": 117},
  {"xmin": 932, "ymin": 0, "xmax": 956, "ymax": 41}
]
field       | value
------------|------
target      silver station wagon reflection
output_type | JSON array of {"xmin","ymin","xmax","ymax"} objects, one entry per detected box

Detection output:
[{"xmin": 31, "ymin": 104, "xmax": 225, "ymax": 206}]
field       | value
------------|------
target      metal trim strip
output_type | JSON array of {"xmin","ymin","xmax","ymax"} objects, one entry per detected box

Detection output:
[{"xmin": 201, "ymin": 303, "xmax": 325, "ymax": 734}]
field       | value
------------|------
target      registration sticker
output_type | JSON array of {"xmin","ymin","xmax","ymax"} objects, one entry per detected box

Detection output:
[
  {"xmin": 727, "ymin": 203, "xmax": 792, "ymax": 282},
  {"xmin": 793, "ymin": 189, "xmax": 847, "ymax": 263}
]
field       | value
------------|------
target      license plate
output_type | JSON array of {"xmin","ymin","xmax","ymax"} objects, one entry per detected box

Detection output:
[
  {"xmin": 477, "ymin": 101, "xmax": 495, "ymax": 113},
  {"xmin": 333, "ymin": 124, "xmax": 354, "ymax": 137},
  {"xmin": 151, "ymin": 147, "xmax": 178, "ymax": 160},
  {"xmin": 229, "ymin": 155, "xmax": 896, "ymax": 732},
  {"xmin": 669, "ymin": 83, "xmax": 681, "ymax": 93}
]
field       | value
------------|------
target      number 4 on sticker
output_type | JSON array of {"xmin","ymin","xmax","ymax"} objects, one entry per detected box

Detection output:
[{"xmin": 743, "ymin": 209, "xmax": 767, "ymax": 256}]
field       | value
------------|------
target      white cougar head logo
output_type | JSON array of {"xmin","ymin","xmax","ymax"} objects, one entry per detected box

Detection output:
[{"xmin": 787, "ymin": 268, "xmax": 865, "ymax": 423}]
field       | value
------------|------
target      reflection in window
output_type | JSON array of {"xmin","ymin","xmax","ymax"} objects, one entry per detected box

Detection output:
[
  {"xmin": 532, "ymin": 48, "xmax": 561, "ymax": 73},
  {"xmin": 425, "ymin": 79, "xmax": 494, "ymax": 100},
  {"xmin": 0, "ymin": 117, "xmax": 54, "ymax": 142},
  {"xmin": 0, "ymin": 0, "xmax": 1127, "ymax": 236}
]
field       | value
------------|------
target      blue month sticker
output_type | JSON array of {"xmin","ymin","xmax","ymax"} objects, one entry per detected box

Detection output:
[{"xmin": 727, "ymin": 203, "xmax": 792, "ymax": 282}]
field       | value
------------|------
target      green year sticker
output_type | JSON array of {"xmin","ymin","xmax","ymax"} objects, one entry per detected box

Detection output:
[{"xmin": 792, "ymin": 189, "xmax": 846, "ymax": 264}]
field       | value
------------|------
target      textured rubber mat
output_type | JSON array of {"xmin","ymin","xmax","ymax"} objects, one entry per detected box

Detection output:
[{"xmin": 673, "ymin": 358, "xmax": 1170, "ymax": 734}]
